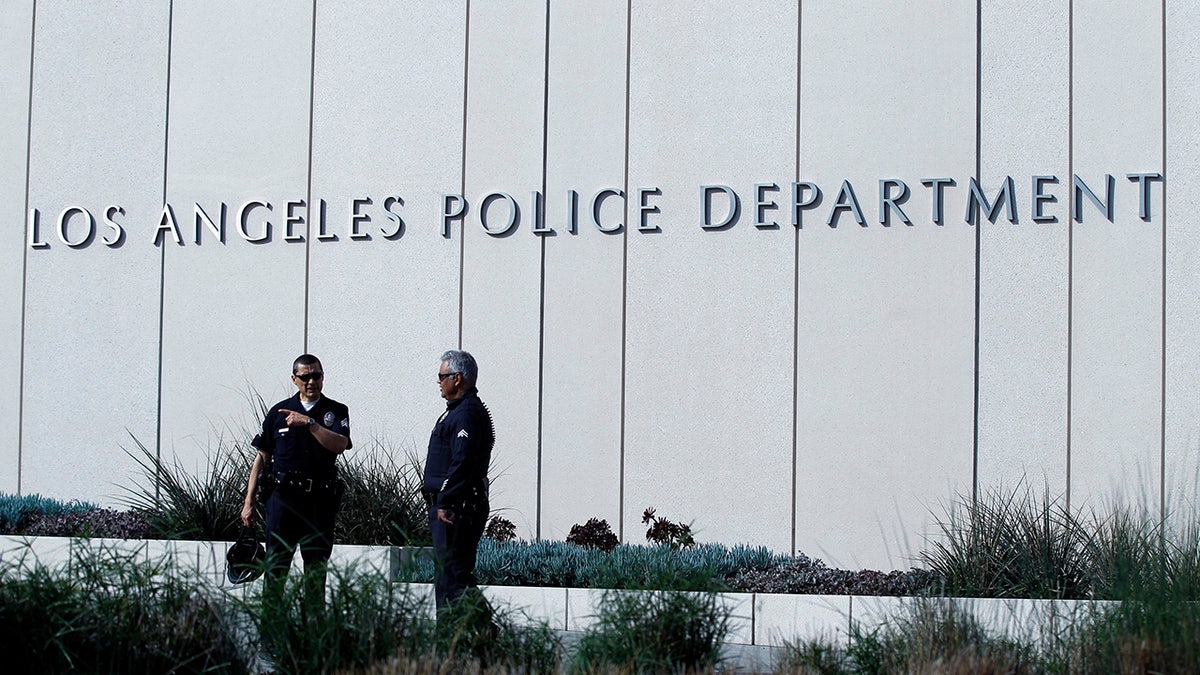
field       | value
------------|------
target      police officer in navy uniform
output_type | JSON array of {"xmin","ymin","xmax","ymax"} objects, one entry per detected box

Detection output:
[
  {"xmin": 424, "ymin": 349, "xmax": 494, "ymax": 611},
  {"xmin": 241, "ymin": 353, "xmax": 351, "ymax": 608}
]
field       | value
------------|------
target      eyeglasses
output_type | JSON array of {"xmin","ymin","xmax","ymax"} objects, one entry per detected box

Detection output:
[
  {"xmin": 437, "ymin": 372, "xmax": 458, "ymax": 381},
  {"xmin": 294, "ymin": 371, "xmax": 324, "ymax": 382}
]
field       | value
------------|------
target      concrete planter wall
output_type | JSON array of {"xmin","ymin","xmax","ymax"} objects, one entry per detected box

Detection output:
[{"xmin": 0, "ymin": 535, "xmax": 1104, "ymax": 650}]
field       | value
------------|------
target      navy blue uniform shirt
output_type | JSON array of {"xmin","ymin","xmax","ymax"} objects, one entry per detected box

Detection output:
[
  {"xmin": 252, "ymin": 393, "xmax": 351, "ymax": 478},
  {"xmin": 423, "ymin": 388, "xmax": 494, "ymax": 509}
]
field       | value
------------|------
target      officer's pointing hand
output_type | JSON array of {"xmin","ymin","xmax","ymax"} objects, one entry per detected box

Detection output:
[
  {"xmin": 437, "ymin": 508, "xmax": 455, "ymax": 525},
  {"xmin": 280, "ymin": 410, "xmax": 311, "ymax": 427}
]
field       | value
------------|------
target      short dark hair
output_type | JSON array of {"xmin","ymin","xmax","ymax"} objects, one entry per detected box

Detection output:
[{"xmin": 293, "ymin": 354, "xmax": 322, "ymax": 374}]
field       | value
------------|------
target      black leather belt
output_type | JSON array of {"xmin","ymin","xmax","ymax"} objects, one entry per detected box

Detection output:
[{"xmin": 275, "ymin": 472, "xmax": 337, "ymax": 494}]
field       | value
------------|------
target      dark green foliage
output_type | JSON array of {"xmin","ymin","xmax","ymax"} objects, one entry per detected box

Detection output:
[
  {"xmin": 567, "ymin": 517, "xmax": 620, "ymax": 551},
  {"xmin": 256, "ymin": 563, "xmax": 433, "ymax": 674},
  {"xmin": 435, "ymin": 587, "xmax": 562, "ymax": 673},
  {"xmin": 0, "ymin": 493, "xmax": 97, "ymax": 533},
  {"xmin": 642, "ymin": 507, "xmax": 695, "ymax": 549},
  {"xmin": 731, "ymin": 552, "xmax": 933, "ymax": 597},
  {"xmin": 121, "ymin": 432, "xmax": 255, "ymax": 541},
  {"xmin": 335, "ymin": 440, "xmax": 431, "ymax": 546},
  {"xmin": 0, "ymin": 543, "xmax": 246, "ymax": 674},
  {"xmin": 571, "ymin": 589, "xmax": 731, "ymax": 674},
  {"xmin": 922, "ymin": 485, "xmax": 1095, "ymax": 599},
  {"xmin": 1070, "ymin": 594, "xmax": 1200, "ymax": 674},
  {"xmin": 485, "ymin": 514, "xmax": 518, "ymax": 542},
  {"xmin": 23, "ymin": 507, "xmax": 156, "ymax": 539},
  {"xmin": 924, "ymin": 485, "xmax": 1200, "ymax": 603},
  {"xmin": 774, "ymin": 638, "xmax": 851, "ymax": 674},
  {"xmin": 844, "ymin": 601, "xmax": 1042, "ymax": 675},
  {"xmin": 403, "ymin": 539, "xmax": 788, "ymax": 591}
]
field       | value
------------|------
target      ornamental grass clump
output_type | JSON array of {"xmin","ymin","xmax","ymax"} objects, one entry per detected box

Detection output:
[
  {"xmin": 121, "ymin": 431, "xmax": 255, "ymax": 542},
  {"xmin": 843, "ymin": 599, "xmax": 1045, "ymax": 675},
  {"xmin": 254, "ymin": 562, "xmax": 433, "ymax": 674},
  {"xmin": 922, "ymin": 484, "xmax": 1092, "ymax": 599},
  {"xmin": 571, "ymin": 589, "xmax": 731, "ymax": 674},
  {"xmin": 0, "ymin": 541, "xmax": 245, "ymax": 674},
  {"xmin": 335, "ymin": 440, "xmax": 430, "ymax": 546}
]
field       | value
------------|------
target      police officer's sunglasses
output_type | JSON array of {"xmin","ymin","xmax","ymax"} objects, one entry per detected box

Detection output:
[{"xmin": 295, "ymin": 372, "xmax": 324, "ymax": 382}]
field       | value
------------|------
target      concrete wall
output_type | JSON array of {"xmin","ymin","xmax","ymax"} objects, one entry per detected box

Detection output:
[{"xmin": 2, "ymin": 0, "xmax": 1195, "ymax": 568}]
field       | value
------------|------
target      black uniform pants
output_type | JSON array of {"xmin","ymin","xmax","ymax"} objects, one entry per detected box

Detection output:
[
  {"xmin": 429, "ymin": 499, "xmax": 487, "ymax": 611},
  {"xmin": 263, "ymin": 486, "xmax": 338, "ymax": 609}
]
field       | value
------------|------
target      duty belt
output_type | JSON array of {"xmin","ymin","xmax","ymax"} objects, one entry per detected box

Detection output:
[{"xmin": 275, "ymin": 471, "xmax": 338, "ymax": 494}]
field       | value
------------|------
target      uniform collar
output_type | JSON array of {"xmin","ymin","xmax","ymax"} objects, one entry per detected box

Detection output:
[{"xmin": 445, "ymin": 387, "xmax": 478, "ymax": 409}]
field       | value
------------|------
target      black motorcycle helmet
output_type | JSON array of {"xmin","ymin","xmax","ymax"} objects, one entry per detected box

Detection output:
[{"xmin": 225, "ymin": 535, "xmax": 266, "ymax": 584}]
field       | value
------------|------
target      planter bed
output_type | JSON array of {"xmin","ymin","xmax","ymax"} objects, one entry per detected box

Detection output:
[{"xmin": 0, "ymin": 534, "xmax": 1100, "ymax": 653}]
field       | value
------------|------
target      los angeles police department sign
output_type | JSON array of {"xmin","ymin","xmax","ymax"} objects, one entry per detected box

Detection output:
[{"xmin": 27, "ymin": 172, "xmax": 1164, "ymax": 250}]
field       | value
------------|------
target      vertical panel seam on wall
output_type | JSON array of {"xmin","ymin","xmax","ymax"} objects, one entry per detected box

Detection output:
[
  {"xmin": 1065, "ymin": 0, "xmax": 1074, "ymax": 511},
  {"xmin": 1159, "ymin": 0, "xmax": 1167, "ymax": 525},
  {"xmin": 17, "ymin": 0, "xmax": 39, "ymax": 495},
  {"xmin": 618, "ymin": 0, "xmax": 632, "ymax": 542},
  {"xmin": 535, "ymin": 0, "xmax": 551, "ymax": 540},
  {"xmin": 302, "ymin": 0, "xmax": 319, "ymax": 352},
  {"xmin": 790, "ymin": 0, "xmax": 802, "ymax": 557},
  {"xmin": 154, "ymin": 0, "xmax": 176, "ymax": 502},
  {"xmin": 458, "ymin": 1, "xmax": 471, "ymax": 349},
  {"xmin": 972, "ymin": 0, "xmax": 982, "ymax": 505}
]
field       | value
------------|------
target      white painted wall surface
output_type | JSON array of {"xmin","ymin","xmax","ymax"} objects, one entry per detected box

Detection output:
[
  {"xmin": 1164, "ymin": 0, "xmax": 1200, "ymax": 526},
  {"xmin": 540, "ymin": 0, "xmax": 628, "ymax": 540},
  {"xmin": 976, "ymin": 0, "xmax": 1071, "ymax": 497},
  {"xmin": 794, "ymin": 2, "xmax": 977, "ymax": 567},
  {"xmin": 305, "ymin": 0, "xmax": 465, "ymax": 460},
  {"xmin": 1069, "ymin": 1, "xmax": 1164, "ymax": 513},
  {"xmin": 624, "ymin": 0, "xmax": 797, "ymax": 554},
  {"xmin": 0, "ymin": 0, "xmax": 33, "ymax": 494},
  {"xmin": 158, "ymin": 1, "xmax": 312, "ymax": 472},
  {"xmin": 1, "ymin": 1, "xmax": 1189, "ymax": 568},
  {"xmin": 21, "ymin": 1, "xmax": 168, "ymax": 502},
  {"xmin": 459, "ymin": 0, "xmax": 548, "ymax": 535}
]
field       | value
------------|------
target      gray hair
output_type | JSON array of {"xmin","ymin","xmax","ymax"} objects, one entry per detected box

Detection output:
[{"xmin": 440, "ymin": 350, "xmax": 478, "ymax": 383}]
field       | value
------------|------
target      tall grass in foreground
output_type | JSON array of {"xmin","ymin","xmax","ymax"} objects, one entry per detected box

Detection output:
[
  {"xmin": 775, "ymin": 485, "xmax": 1200, "ymax": 674},
  {"xmin": 256, "ymin": 562, "xmax": 433, "ymax": 673},
  {"xmin": 0, "ymin": 542, "xmax": 562, "ymax": 674},
  {"xmin": 0, "ymin": 542, "xmax": 245, "ymax": 674},
  {"xmin": 571, "ymin": 589, "xmax": 731, "ymax": 674}
]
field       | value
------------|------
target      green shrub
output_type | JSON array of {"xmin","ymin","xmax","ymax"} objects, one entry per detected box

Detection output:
[
  {"xmin": 922, "ymin": 485, "xmax": 1093, "ymax": 599},
  {"xmin": 642, "ymin": 507, "xmax": 695, "ymax": 549},
  {"xmin": 403, "ymin": 539, "xmax": 788, "ymax": 591},
  {"xmin": 568, "ymin": 517, "xmax": 620, "ymax": 551},
  {"xmin": 0, "ymin": 542, "xmax": 245, "ymax": 674},
  {"xmin": 434, "ymin": 587, "xmax": 562, "ymax": 673},
  {"xmin": 924, "ymin": 485, "xmax": 1200, "ymax": 603},
  {"xmin": 120, "ymin": 432, "xmax": 254, "ymax": 541},
  {"xmin": 572, "ymin": 589, "xmax": 731, "ymax": 674},
  {"xmin": 0, "ymin": 493, "xmax": 97, "ymax": 534},
  {"xmin": 335, "ymin": 440, "xmax": 430, "ymax": 546},
  {"xmin": 255, "ymin": 562, "xmax": 432, "ymax": 674},
  {"xmin": 843, "ymin": 600, "xmax": 1043, "ymax": 675}
]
